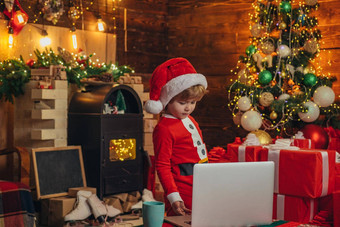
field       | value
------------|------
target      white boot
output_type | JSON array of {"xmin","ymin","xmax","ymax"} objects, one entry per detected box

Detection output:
[
  {"xmin": 106, "ymin": 204, "xmax": 121, "ymax": 217},
  {"xmin": 142, "ymin": 189, "xmax": 156, "ymax": 202},
  {"xmin": 87, "ymin": 194, "xmax": 107, "ymax": 223},
  {"xmin": 64, "ymin": 190, "xmax": 93, "ymax": 222}
]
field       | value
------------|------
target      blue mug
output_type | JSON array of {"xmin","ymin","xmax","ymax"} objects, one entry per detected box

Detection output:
[{"xmin": 142, "ymin": 201, "xmax": 165, "ymax": 227}]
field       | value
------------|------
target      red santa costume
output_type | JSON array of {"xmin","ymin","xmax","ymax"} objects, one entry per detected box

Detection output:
[{"xmin": 145, "ymin": 58, "xmax": 208, "ymax": 216}]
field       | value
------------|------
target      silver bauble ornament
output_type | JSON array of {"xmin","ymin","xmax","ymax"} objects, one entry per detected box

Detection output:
[
  {"xmin": 241, "ymin": 110, "xmax": 263, "ymax": 131},
  {"xmin": 277, "ymin": 44, "xmax": 291, "ymax": 58},
  {"xmin": 238, "ymin": 96, "xmax": 252, "ymax": 111},
  {"xmin": 298, "ymin": 101, "xmax": 320, "ymax": 122},
  {"xmin": 313, "ymin": 86, "xmax": 335, "ymax": 107}
]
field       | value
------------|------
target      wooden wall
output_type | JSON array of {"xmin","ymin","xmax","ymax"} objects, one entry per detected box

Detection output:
[
  {"xmin": 167, "ymin": 0, "xmax": 340, "ymax": 150},
  {"xmin": 2, "ymin": 0, "xmax": 340, "ymax": 151}
]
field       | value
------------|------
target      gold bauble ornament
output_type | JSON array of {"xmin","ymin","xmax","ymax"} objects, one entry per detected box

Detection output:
[
  {"xmin": 250, "ymin": 130, "xmax": 272, "ymax": 145},
  {"xmin": 68, "ymin": 6, "xmax": 80, "ymax": 21},
  {"xmin": 279, "ymin": 22, "xmax": 287, "ymax": 30},
  {"xmin": 250, "ymin": 23, "xmax": 262, "ymax": 37},
  {"xmin": 270, "ymin": 111, "xmax": 278, "ymax": 120},
  {"xmin": 259, "ymin": 92, "xmax": 274, "ymax": 107},
  {"xmin": 304, "ymin": 40, "xmax": 319, "ymax": 54},
  {"xmin": 260, "ymin": 39, "xmax": 275, "ymax": 55}
]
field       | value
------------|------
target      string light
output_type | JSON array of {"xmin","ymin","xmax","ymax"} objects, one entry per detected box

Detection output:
[
  {"xmin": 96, "ymin": 16, "xmax": 106, "ymax": 32},
  {"xmin": 39, "ymin": 29, "xmax": 51, "ymax": 47},
  {"xmin": 70, "ymin": 26, "xmax": 78, "ymax": 49},
  {"xmin": 8, "ymin": 27, "xmax": 14, "ymax": 48}
]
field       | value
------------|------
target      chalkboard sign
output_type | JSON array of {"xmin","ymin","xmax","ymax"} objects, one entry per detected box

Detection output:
[{"xmin": 32, "ymin": 146, "xmax": 87, "ymax": 199}]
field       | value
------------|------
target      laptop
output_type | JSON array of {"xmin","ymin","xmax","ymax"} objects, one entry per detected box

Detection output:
[{"xmin": 165, "ymin": 161, "xmax": 274, "ymax": 227}]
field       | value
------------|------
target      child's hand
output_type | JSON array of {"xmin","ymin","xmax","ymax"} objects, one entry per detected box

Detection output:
[{"xmin": 171, "ymin": 201, "xmax": 191, "ymax": 216}]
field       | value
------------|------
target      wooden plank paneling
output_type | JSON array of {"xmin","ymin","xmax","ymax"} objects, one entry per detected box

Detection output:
[
  {"xmin": 2, "ymin": 0, "xmax": 340, "ymax": 151},
  {"xmin": 168, "ymin": 0, "xmax": 340, "ymax": 149}
]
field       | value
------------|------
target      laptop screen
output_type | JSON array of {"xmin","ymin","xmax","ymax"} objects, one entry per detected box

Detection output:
[{"xmin": 191, "ymin": 162, "xmax": 274, "ymax": 227}]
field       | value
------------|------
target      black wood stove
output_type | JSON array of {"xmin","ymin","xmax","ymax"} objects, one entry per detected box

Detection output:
[{"xmin": 68, "ymin": 84, "xmax": 144, "ymax": 198}]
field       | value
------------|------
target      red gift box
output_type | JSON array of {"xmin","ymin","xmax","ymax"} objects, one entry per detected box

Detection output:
[
  {"xmin": 292, "ymin": 139, "xmax": 314, "ymax": 149},
  {"xmin": 226, "ymin": 144, "xmax": 263, "ymax": 162},
  {"xmin": 336, "ymin": 163, "xmax": 340, "ymax": 191},
  {"xmin": 273, "ymin": 194, "xmax": 318, "ymax": 223},
  {"xmin": 333, "ymin": 190, "xmax": 340, "ymax": 227},
  {"xmin": 260, "ymin": 148, "xmax": 336, "ymax": 198},
  {"xmin": 310, "ymin": 194, "xmax": 333, "ymax": 227}
]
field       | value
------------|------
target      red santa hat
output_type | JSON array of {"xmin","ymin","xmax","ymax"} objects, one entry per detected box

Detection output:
[{"xmin": 145, "ymin": 57, "xmax": 207, "ymax": 114}]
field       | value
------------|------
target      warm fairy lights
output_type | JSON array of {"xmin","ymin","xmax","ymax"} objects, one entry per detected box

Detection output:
[
  {"xmin": 228, "ymin": 0, "xmax": 339, "ymax": 135},
  {"xmin": 17, "ymin": 0, "xmax": 121, "ymax": 51}
]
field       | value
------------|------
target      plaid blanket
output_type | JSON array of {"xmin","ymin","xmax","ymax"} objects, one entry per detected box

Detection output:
[{"xmin": 0, "ymin": 181, "xmax": 35, "ymax": 227}]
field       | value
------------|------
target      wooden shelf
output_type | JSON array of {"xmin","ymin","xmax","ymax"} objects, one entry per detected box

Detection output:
[
  {"xmin": 31, "ymin": 129, "xmax": 56, "ymax": 140},
  {"xmin": 32, "ymin": 109, "xmax": 67, "ymax": 120},
  {"xmin": 31, "ymin": 89, "xmax": 67, "ymax": 100}
]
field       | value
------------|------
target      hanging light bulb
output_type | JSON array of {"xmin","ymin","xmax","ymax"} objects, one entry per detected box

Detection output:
[
  {"xmin": 13, "ymin": 10, "xmax": 28, "ymax": 25},
  {"xmin": 8, "ymin": 27, "xmax": 14, "ymax": 48},
  {"xmin": 97, "ymin": 15, "xmax": 106, "ymax": 32},
  {"xmin": 40, "ymin": 29, "xmax": 51, "ymax": 47},
  {"xmin": 71, "ymin": 26, "xmax": 78, "ymax": 49}
]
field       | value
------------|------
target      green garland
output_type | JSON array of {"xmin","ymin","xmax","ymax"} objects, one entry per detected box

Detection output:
[
  {"xmin": 0, "ymin": 48, "xmax": 134, "ymax": 103},
  {"xmin": 0, "ymin": 57, "xmax": 31, "ymax": 103}
]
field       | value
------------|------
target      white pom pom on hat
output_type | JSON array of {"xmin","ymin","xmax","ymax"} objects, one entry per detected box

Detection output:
[{"xmin": 145, "ymin": 58, "xmax": 208, "ymax": 114}]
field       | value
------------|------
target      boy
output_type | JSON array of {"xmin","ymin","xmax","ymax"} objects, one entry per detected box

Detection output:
[{"xmin": 145, "ymin": 58, "xmax": 208, "ymax": 216}]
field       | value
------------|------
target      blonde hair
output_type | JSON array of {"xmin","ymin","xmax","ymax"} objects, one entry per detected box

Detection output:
[{"xmin": 170, "ymin": 84, "xmax": 207, "ymax": 103}]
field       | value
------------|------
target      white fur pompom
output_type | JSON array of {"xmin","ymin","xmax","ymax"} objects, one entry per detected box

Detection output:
[{"xmin": 145, "ymin": 100, "xmax": 163, "ymax": 114}]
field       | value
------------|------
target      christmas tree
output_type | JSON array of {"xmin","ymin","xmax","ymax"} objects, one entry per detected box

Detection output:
[{"xmin": 228, "ymin": 0, "xmax": 339, "ymax": 136}]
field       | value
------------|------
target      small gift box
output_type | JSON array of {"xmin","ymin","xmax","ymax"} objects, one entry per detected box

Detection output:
[
  {"xmin": 292, "ymin": 139, "xmax": 314, "ymax": 149},
  {"xmin": 260, "ymin": 148, "xmax": 336, "ymax": 198},
  {"xmin": 291, "ymin": 131, "xmax": 314, "ymax": 149},
  {"xmin": 226, "ymin": 144, "xmax": 263, "ymax": 162},
  {"xmin": 225, "ymin": 133, "xmax": 263, "ymax": 162},
  {"xmin": 273, "ymin": 194, "xmax": 318, "ymax": 224}
]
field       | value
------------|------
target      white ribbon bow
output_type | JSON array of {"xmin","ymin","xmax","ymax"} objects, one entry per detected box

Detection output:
[{"xmin": 243, "ymin": 133, "xmax": 261, "ymax": 146}]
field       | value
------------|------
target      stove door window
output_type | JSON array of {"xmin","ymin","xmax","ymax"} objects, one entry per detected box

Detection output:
[{"xmin": 109, "ymin": 138, "xmax": 136, "ymax": 161}]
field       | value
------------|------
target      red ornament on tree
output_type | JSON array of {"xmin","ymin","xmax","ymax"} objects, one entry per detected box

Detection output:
[
  {"xmin": 26, "ymin": 59, "xmax": 34, "ymax": 68},
  {"xmin": 300, "ymin": 124, "xmax": 329, "ymax": 149}
]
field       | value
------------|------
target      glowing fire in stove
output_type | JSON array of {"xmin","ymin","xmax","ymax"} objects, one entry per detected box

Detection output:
[{"xmin": 109, "ymin": 138, "xmax": 136, "ymax": 161}]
